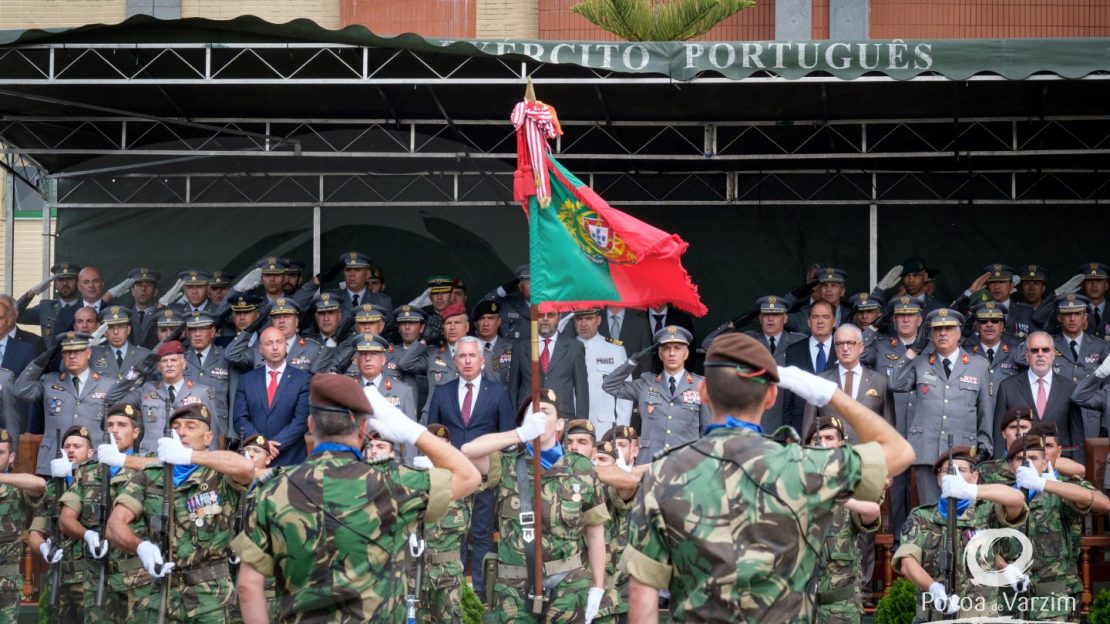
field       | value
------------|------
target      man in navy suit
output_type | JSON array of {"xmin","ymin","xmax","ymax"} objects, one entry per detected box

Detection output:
[
  {"xmin": 233, "ymin": 326, "xmax": 310, "ymax": 466},
  {"xmin": 0, "ymin": 299, "xmax": 35, "ymax": 440},
  {"xmin": 427, "ymin": 335, "xmax": 514, "ymax": 600},
  {"xmin": 782, "ymin": 300, "xmax": 839, "ymax": 432}
]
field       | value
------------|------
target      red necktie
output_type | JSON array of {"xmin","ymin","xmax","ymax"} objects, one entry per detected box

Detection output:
[
  {"xmin": 267, "ymin": 370, "xmax": 279, "ymax": 407},
  {"xmin": 1036, "ymin": 378, "xmax": 1047, "ymax": 419},
  {"xmin": 540, "ymin": 338, "xmax": 551, "ymax": 375},
  {"xmin": 462, "ymin": 382, "xmax": 474, "ymax": 425}
]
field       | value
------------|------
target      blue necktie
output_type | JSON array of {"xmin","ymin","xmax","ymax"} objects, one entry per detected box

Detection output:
[{"xmin": 815, "ymin": 342, "xmax": 827, "ymax": 372}]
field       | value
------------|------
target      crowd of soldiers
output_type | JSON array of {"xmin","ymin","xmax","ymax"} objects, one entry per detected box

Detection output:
[{"xmin": 0, "ymin": 252, "xmax": 1109, "ymax": 622}]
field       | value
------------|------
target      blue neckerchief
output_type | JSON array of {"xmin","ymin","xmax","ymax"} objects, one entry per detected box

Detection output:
[
  {"xmin": 1013, "ymin": 483, "xmax": 1038, "ymax": 502},
  {"xmin": 937, "ymin": 498, "xmax": 972, "ymax": 520},
  {"xmin": 311, "ymin": 442, "xmax": 364, "ymax": 462},
  {"xmin": 64, "ymin": 475, "xmax": 73, "ymax": 488},
  {"xmin": 704, "ymin": 416, "xmax": 764, "ymax": 436},
  {"xmin": 524, "ymin": 441, "xmax": 564, "ymax": 470},
  {"xmin": 109, "ymin": 449, "xmax": 135, "ymax": 479},
  {"xmin": 173, "ymin": 464, "xmax": 199, "ymax": 488}
]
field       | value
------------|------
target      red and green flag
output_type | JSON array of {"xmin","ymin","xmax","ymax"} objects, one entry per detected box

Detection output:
[{"xmin": 512, "ymin": 98, "xmax": 707, "ymax": 316}]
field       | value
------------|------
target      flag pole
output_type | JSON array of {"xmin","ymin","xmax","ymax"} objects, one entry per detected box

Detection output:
[{"xmin": 524, "ymin": 78, "xmax": 545, "ymax": 614}]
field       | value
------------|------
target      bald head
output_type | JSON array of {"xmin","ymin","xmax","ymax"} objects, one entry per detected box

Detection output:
[
  {"xmin": 258, "ymin": 326, "xmax": 287, "ymax": 367},
  {"xmin": 77, "ymin": 266, "xmax": 103, "ymax": 302}
]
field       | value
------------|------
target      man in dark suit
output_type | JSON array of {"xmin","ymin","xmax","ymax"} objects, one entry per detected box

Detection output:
[
  {"xmin": 994, "ymin": 330, "xmax": 1084, "ymax": 462},
  {"xmin": 509, "ymin": 310, "xmax": 589, "ymax": 419},
  {"xmin": 0, "ymin": 300, "xmax": 35, "ymax": 377},
  {"xmin": 233, "ymin": 326, "xmax": 311, "ymax": 466},
  {"xmin": 802, "ymin": 323, "xmax": 896, "ymax": 441},
  {"xmin": 426, "ymin": 336, "xmax": 514, "ymax": 600},
  {"xmin": 782, "ymin": 300, "xmax": 839, "ymax": 432}
]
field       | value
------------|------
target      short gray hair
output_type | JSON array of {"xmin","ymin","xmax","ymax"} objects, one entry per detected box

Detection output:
[
  {"xmin": 835, "ymin": 323, "xmax": 863, "ymax": 343},
  {"xmin": 456, "ymin": 336, "xmax": 481, "ymax": 349}
]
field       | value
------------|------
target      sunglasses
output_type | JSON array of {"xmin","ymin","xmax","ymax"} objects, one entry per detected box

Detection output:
[{"xmin": 1028, "ymin": 347, "xmax": 1053, "ymax": 354}]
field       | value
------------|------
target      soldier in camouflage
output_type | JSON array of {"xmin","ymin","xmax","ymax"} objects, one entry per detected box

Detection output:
[
  {"xmin": 106, "ymin": 403, "xmax": 255, "ymax": 623},
  {"xmin": 622, "ymin": 333, "xmax": 912, "ymax": 623},
  {"xmin": 806, "ymin": 415, "xmax": 881, "ymax": 624},
  {"xmin": 592, "ymin": 431, "xmax": 640, "ymax": 624},
  {"xmin": 227, "ymin": 433, "xmax": 277, "ymax": 624},
  {"xmin": 893, "ymin": 445, "xmax": 1028, "ymax": 621},
  {"xmin": 28, "ymin": 425, "xmax": 96, "ymax": 622},
  {"xmin": 231, "ymin": 373, "xmax": 480, "ymax": 622},
  {"xmin": 461, "ymin": 389, "xmax": 610, "ymax": 623},
  {"xmin": 59, "ymin": 403, "xmax": 156, "ymax": 623},
  {"xmin": 978, "ymin": 407, "xmax": 1035, "ymax": 484},
  {"xmin": 0, "ymin": 428, "xmax": 45, "ymax": 622}
]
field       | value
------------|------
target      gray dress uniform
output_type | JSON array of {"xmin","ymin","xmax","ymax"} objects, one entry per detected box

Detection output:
[
  {"xmin": 577, "ymin": 332, "xmax": 631, "ymax": 437},
  {"xmin": 481, "ymin": 264, "xmax": 531, "ymax": 341},
  {"xmin": 224, "ymin": 297, "xmax": 333, "ymax": 375},
  {"xmin": 90, "ymin": 343, "xmax": 152, "ymax": 382},
  {"xmin": 396, "ymin": 342, "xmax": 459, "ymax": 421},
  {"xmin": 184, "ymin": 345, "xmax": 235, "ymax": 442},
  {"xmin": 482, "ymin": 336, "xmax": 514, "ymax": 386},
  {"xmin": 13, "ymin": 333, "xmax": 114, "ymax": 475},
  {"xmin": 108, "ymin": 379, "xmax": 220, "ymax": 453},
  {"xmin": 965, "ymin": 338, "xmax": 1022, "ymax": 397},
  {"xmin": 602, "ymin": 362, "xmax": 709, "ymax": 464},
  {"xmin": 0, "ymin": 369, "xmax": 24, "ymax": 447},
  {"xmin": 15, "ymin": 262, "xmax": 82, "ymax": 347},
  {"xmin": 1051, "ymin": 332, "xmax": 1108, "ymax": 439}
]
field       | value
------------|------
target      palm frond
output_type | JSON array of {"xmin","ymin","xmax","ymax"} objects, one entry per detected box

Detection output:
[{"xmin": 571, "ymin": 0, "xmax": 756, "ymax": 41}]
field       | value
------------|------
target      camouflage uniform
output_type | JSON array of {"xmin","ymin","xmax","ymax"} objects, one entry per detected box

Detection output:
[
  {"xmin": 60, "ymin": 458, "xmax": 151, "ymax": 624},
  {"xmin": 593, "ymin": 486, "xmax": 632, "ymax": 623},
  {"xmin": 489, "ymin": 448, "xmax": 609, "ymax": 623},
  {"xmin": 977, "ymin": 457, "xmax": 1011, "ymax": 484},
  {"xmin": 227, "ymin": 476, "xmax": 278, "ymax": 624},
  {"xmin": 230, "ymin": 449, "xmax": 452, "ymax": 622},
  {"xmin": 621, "ymin": 427, "xmax": 887, "ymax": 623},
  {"xmin": 814, "ymin": 506, "xmax": 880, "ymax": 623},
  {"xmin": 31, "ymin": 478, "xmax": 85, "ymax": 622},
  {"xmin": 0, "ymin": 476, "xmax": 40, "ymax": 621},
  {"xmin": 416, "ymin": 495, "xmax": 470, "ymax": 622},
  {"xmin": 115, "ymin": 464, "xmax": 243, "ymax": 623},
  {"xmin": 893, "ymin": 499, "xmax": 1026, "ymax": 622}
]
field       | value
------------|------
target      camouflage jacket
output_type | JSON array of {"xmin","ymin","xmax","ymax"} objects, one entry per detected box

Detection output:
[
  {"xmin": 230, "ymin": 450, "xmax": 452, "ymax": 623},
  {"xmin": 621, "ymin": 427, "xmax": 887, "ymax": 623},
  {"xmin": 817, "ymin": 506, "xmax": 879, "ymax": 596},
  {"xmin": 0, "ymin": 478, "xmax": 40, "ymax": 590},
  {"xmin": 30, "ymin": 476, "xmax": 85, "ymax": 579},
  {"xmin": 1009, "ymin": 479, "xmax": 1091, "ymax": 592},
  {"xmin": 978, "ymin": 457, "xmax": 1012, "ymax": 484},
  {"xmin": 894, "ymin": 500, "xmax": 1027, "ymax": 621}
]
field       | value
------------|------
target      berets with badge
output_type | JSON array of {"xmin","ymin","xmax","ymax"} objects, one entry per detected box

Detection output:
[
  {"xmin": 268, "ymin": 297, "xmax": 300, "ymax": 316},
  {"xmin": 849, "ymin": 292, "xmax": 882, "ymax": 311},
  {"xmin": 515, "ymin": 388, "xmax": 560, "ymax": 424},
  {"xmin": 427, "ymin": 275, "xmax": 453, "ymax": 294},
  {"xmin": 999, "ymin": 406, "xmax": 1035, "ymax": 430},
  {"xmin": 186, "ymin": 310, "xmax": 218, "ymax": 328},
  {"xmin": 1080, "ymin": 262, "xmax": 1110, "ymax": 281},
  {"xmin": 314, "ymin": 291, "xmax": 342, "ymax": 313},
  {"xmin": 368, "ymin": 266, "xmax": 384, "ymax": 280},
  {"xmin": 157, "ymin": 340, "xmax": 185, "ymax": 358},
  {"xmin": 1057, "ymin": 293, "xmax": 1090, "ymax": 313},
  {"xmin": 178, "ymin": 269, "xmax": 211, "ymax": 286},
  {"xmin": 756, "ymin": 296, "xmax": 788, "ymax": 314},
  {"xmin": 900, "ymin": 256, "xmax": 928, "ymax": 276},
  {"xmin": 565, "ymin": 419, "xmax": 596, "ymax": 438},
  {"xmin": 354, "ymin": 304, "xmax": 387, "ymax": 323},
  {"xmin": 229, "ymin": 293, "xmax": 263, "ymax": 313},
  {"xmin": 127, "ymin": 267, "xmax": 160, "ymax": 283},
  {"xmin": 0, "ymin": 429, "xmax": 10, "ymax": 445},
  {"xmin": 1029, "ymin": 421, "xmax": 1059, "ymax": 440},
  {"xmin": 703, "ymin": 332, "xmax": 779, "ymax": 384},
  {"xmin": 169, "ymin": 403, "xmax": 211, "ymax": 427},
  {"xmin": 932, "ymin": 445, "xmax": 976, "ymax": 474},
  {"xmin": 471, "ymin": 299, "xmax": 501, "ymax": 321},
  {"xmin": 971, "ymin": 301, "xmax": 1006, "ymax": 321},
  {"xmin": 983, "ymin": 263, "xmax": 1015, "ymax": 283},
  {"xmin": 309, "ymin": 373, "xmax": 374, "ymax": 418},
  {"xmin": 440, "ymin": 302, "xmax": 467, "ymax": 321},
  {"xmin": 99, "ymin": 305, "xmax": 131, "ymax": 325},
  {"xmin": 1017, "ymin": 264, "xmax": 1047, "ymax": 282},
  {"xmin": 451, "ymin": 277, "xmax": 466, "ymax": 291},
  {"xmin": 258, "ymin": 257, "xmax": 288, "ymax": 275},
  {"xmin": 890, "ymin": 296, "xmax": 922, "ymax": 315},
  {"xmin": 354, "ymin": 334, "xmax": 391, "ymax": 353},
  {"xmin": 804, "ymin": 414, "xmax": 845, "ymax": 445},
  {"xmin": 426, "ymin": 423, "xmax": 450, "ymax": 443},
  {"xmin": 926, "ymin": 308, "xmax": 964, "ymax": 328},
  {"xmin": 58, "ymin": 331, "xmax": 91, "ymax": 352},
  {"xmin": 394, "ymin": 305, "xmax": 425, "ymax": 324},
  {"xmin": 341, "ymin": 252, "xmax": 372, "ymax": 269},
  {"xmin": 51, "ymin": 262, "xmax": 81, "ymax": 279},
  {"xmin": 209, "ymin": 271, "xmax": 233, "ymax": 288},
  {"xmin": 243, "ymin": 434, "xmax": 268, "ymax": 450},
  {"xmin": 107, "ymin": 402, "xmax": 140, "ymax": 422},
  {"xmin": 816, "ymin": 267, "xmax": 847, "ymax": 284},
  {"xmin": 62, "ymin": 425, "xmax": 93, "ymax": 444},
  {"xmin": 654, "ymin": 325, "xmax": 692, "ymax": 346},
  {"xmin": 1006, "ymin": 435, "xmax": 1044, "ymax": 459},
  {"xmin": 155, "ymin": 308, "xmax": 184, "ymax": 328},
  {"xmin": 604, "ymin": 425, "xmax": 639, "ymax": 442},
  {"xmin": 596, "ymin": 439, "xmax": 618, "ymax": 460}
]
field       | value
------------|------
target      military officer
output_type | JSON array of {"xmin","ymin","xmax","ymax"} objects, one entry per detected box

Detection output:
[
  {"xmin": 893, "ymin": 446, "xmax": 1027, "ymax": 621},
  {"xmin": 303, "ymin": 291, "xmax": 348, "ymax": 348},
  {"xmin": 472, "ymin": 300, "xmax": 514, "ymax": 386},
  {"xmin": 1015, "ymin": 264, "xmax": 1057, "ymax": 332},
  {"xmin": 353, "ymin": 334, "xmax": 417, "ymax": 458},
  {"xmin": 105, "ymin": 403, "xmax": 255, "ymax": 623},
  {"xmin": 1078, "ymin": 262, "xmax": 1110, "ymax": 338},
  {"xmin": 393, "ymin": 305, "xmax": 430, "ymax": 408},
  {"xmin": 231, "ymin": 373, "xmax": 480, "ymax": 622},
  {"xmin": 977, "ymin": 407, "xmax": 1035, "ymax": 484},
  {"xmin": 183, "ymin": 311, "xmax": 235, "ymax": 445},
  {"xmin": 0, "ymin": 428, "xmax": 45, "ymax": 622},
  {"xmin": 176, "ymin": 270, "xmax": 213, "ymax": 314},
  {"xmin": 461, "ymin": 389, "xmax": 610, "ymax": 623},
  {"xmin": 955, "ymin": 264, "xmax": 1036, "ymax": 339},
  {"xmin": 572, "ymin": 308, "xmax": 631, "ymax": 437},
  {"xmin": 257, "ymin": 257, "xmax": 288, "ymax": 305},
  {"xmin": 1043, "ymin": 293, "xmax": 1109, "ymax": 440},
  {"xmin": 964, "ymin": 301, "xmax": 1022, "ymax": 397},
  {"xmin": 702, "ymin": 295, "xmax": 805, "ymax": 361},
  {"xmin": 207, "ymin": 271, "xmax": 234, "ymax": 307},
  {"xmin": 107, "ymin": 340, "xmax": 221, "ymax": 454},
  {"xmin": 891, "ymin": 256, "xmax": 943, "ymax": 316},
  {"xmin": 602, "ymin": 326, "xmax": 709, "ymax": 464},
  {"xmin": 621, "ymin": 333, "xmax": 912, "ymax": 622},
  {"xmin": 482, "ymin": 264, "xmax": 531, "ymax": 341},
  {"xmin": 225, "ymin": 297, "xmax": 332, "ymax": 374},
  {"xmin": 787, "ymin": 267, "xmax": 849, "ymax": 331},
  {"xmin": 14, "ymin": 332, "xmax": 114, "ymax": 475},
  {"xmin": 91, "ymin": 306, "xmax": 152, "ymax": 381},
  {"xmin": 127, "ymin": 267, "xmax": 162, "ymax": 349},
  {"xmin": 848, "ymin": 292, "xmax": 885, "ymax": 333},
  {"xmin": 153, "ymin": 308, "xmax": 185, "ymax": 343},
  {"xmin": 16, "ymin": 262, "xmax": 82, "ymax": 347},
  {"xmin": 420, "ymin": 275, "xmax": 454, "ymax": 343},
  {"xmin": 340, "ymin": 251, "xmax": 392, "ymax": 312},
  {"xmin": 218, "ymin": 293, "xmax": 263, "ymax": 349},
  {"xmin": 331, "ymin": 304, "xmax": 403, "ymax": 379},
  {"xmin": 397, "ymin": 302, "xmax": 475, "ymax": 419},
  {"xmin": 890, "ymin": 308, "xmax": 994, "ymax": 507}
]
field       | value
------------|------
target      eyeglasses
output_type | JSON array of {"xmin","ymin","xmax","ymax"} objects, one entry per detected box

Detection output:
[
  {"xmin": 1028, "ymin": 347, "xmax": 1053, "ymax": 354},
  {"xmin": 977, "ymin": 319, "xmax": 1003, "ymax": 324},
  {"xmin": 834, "ymin": 341, "xmax": 859, "ymax": 348}
]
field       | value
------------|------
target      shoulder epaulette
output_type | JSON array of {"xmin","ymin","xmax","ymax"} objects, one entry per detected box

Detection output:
[{"xmin": 606, "ymin": 337, "xmax": 623, "ymax": 346}]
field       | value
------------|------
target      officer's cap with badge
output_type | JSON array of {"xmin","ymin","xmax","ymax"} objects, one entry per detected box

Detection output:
[
  {"xmin": 354, "ymin": 304, "xmax": 388, "ymax": 323},
  {"xmin": 756, "ymin": 296, "xmax": 788, "ymax": 314},
  {"xmin": 283, "ymin": 258, "xmax": 306, "ymax": 277},
  {"xmin": 368, "ymin": 266, "xmax": 385, "ymax": 281},
  {"xmin": 99, "ymin": 305, "xmax": 131, "ymax": 325},
  {"xmin": 565, "ymin": 419, "xmax": 596, "ymax": 440},
  {"xmin": 393, "ymin": 305, "xmax": 426, "ymax": 324},
  {"xmin": 107, "ymin": 402, "xmax": 140, "ymax": 422},
  {"xmin": 572, "ymin": 307, "xmax": 602, "ymax": 319},
  {"xmin": 209, "ymin": 271, "xmax": 234, "ymax": 288},
  {"xmin": 309, "ymin": 373, "xmax": 374, "ymax": 421},
  {"xmin": 186, "ymin": 310, "xmax": 218, "ymax": 329},
  {"xmin": 58, "ymin": 331, "xmax": 91, "ymax": 352},
  {"xmin": 900, "ymin": 256, "xmax": 928, "ymax": 276},
  {"xmin": 926, "ymin": 308, "xmax": 964, "ymax": 328},
  {"xmin": 653, "ymin": 325, "xmax": 693, "ymax": 346},
  {"xmin": 1056, "ymin": 293, "xmax": 1091, "ymax": 314},
  {"xmin": 313, "ymin": 291, "xmax": 343, "ymax": 313},
  {"xmin": 515, "ymin": 264, "xmax": 531, "ymax": 281},
  {"xmin": 1080, "ymin": 262, "xmax": 1110, "ymax": 282},
  {"xmin": 127, "ymin": 267, "xmax": 160, "ymax": 284},
  {"xmin": 341, "ymin": 252, "xmax": 372, "ymax": 269},
  {"xmin": 243, "ymin": 433, "xmax": 268, "ymax": 451},
  {"xmin": 427, "ymin": 275, "xmax": 454, "ymax": 294},
  {"xmin": 354, "ymin": 334, "xmax": 391, "ymax": 353},
  {"xmin": 155, "ymin": 308, "xmax": 184, "ymax": 328},
  {"xmin": 932, "ymin": 445, "xmax": 976, "ymax": 475},
  {"xmin": 229, "ymin": 293, "xmax": 263, "ymax": 313},
  {"xmin": 257, "ymin": 257, "xmax": 288, "ymax": 275},
  {"xmin": 804, "ymin": 415, "xmax": 845, "ymax": 446},
  {"xmin": 971, "ymin": 301, "xmax": 1006, "ymax": 322},
  {"xmin": 51, "ymin": 262, "xmax": 82, "ymax": 279},
  {"xmin": 169, "ymin": 403, "xmax": 211, "ymax": 429},
  {"xmin": 999, "ymin": 406, "xmax": 1035, "ymax": 431},
  {"xmin": 1017, "ymin": 264, "xmax": 1047, "ymax": 282},
  {"xmin": 816, "ymin": 267, "xmax": 847, "ymax": 284},
  {"xmin": 178, "ymin": 270, "xmax": 211, "ymax": 286},
  {"xmin": 268, "ymin": 297, "xmax": 301, "ymax": 316},
  {"xmin": 849, "ymin": 292, "xmax": 883, "ymax": 311},
  {"xmin": 890, "ymin": 296, "xmax": 922, "ymax": 316},
  {"xmin": 983, "ymin": 263, "xmax": 1015, "ymax": 283},
  {"xmin": 471, "ymin": 299, "xmax": 501, "ymax": 322},
  {"xmin": 62, "ymin": 425, "xmax": 94, "ymax": 445},
  {"xmin": 702, "ymin": 332, "xmax": 780, "ymax": 384}
]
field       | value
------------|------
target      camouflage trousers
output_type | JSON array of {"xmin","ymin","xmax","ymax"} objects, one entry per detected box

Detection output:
[
  {"xmin": 492, "ymin": 566, "xmax": 591, "ymax": 624},
  {"xmin": 81, "ymin": 560, "xmax": 130, "ymax": 624},
  {"xmin": 131, "ymin": 572, "xmax": 235, "ymax": 623},
  {"xmin": 42, "ymin": 575, "xmax": 84, "ymax": 623},
  {"xmin": 591, "ymin": 579, "xmax": 627, "ymax": 623},
  {"xmin": 0, "ymin": 570, "xmax": 22, "ymax": 624},
  {"xmin": 417, "ymin": 560, "xmax": 463, "ymax": 622},
  {"xmin": 815, "ymin": 599, "xmax": 862, "ymax": 624}
]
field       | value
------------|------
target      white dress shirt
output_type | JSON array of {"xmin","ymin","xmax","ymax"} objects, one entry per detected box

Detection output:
[
  {"xmin": 838, "ymin": 363, "xmax": 863, "ymax": 400},
  {"xmin": 809, "ymin": 336, "xmax": 833, "ymax": 371},
  {"xmin": 457, "ymin": 375, "xmax": 482, "ymax": 411}
]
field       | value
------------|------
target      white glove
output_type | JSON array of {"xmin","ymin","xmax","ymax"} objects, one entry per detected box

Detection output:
[
  {"xmin": 615, "ymin": 447, "xmax": 633, "ymax": 473},
  {"xmin": 1054, "ymin": 273, "xmax": 1085, "ymax": 297},
  {"xmin": 1044, "ymin": 461, "xmax": 1059, "ymax": 482},
  {"xmin": 940, "ymin": 473, "xmax": 977, "ymax": 501},
  {"xmin": 776, "ymin": 366, "xmax": 837, "ymax": 407},
  {"xmin": 88, "ymin": 322, "xmax": 109, "ymax": 347},
  {"xmin": 1016, "ymin": 460, "xmax": 1047, "ymax": 492},
  {"xmin": 136, "ymin": 540, "xmax": 175, "ymax": 578},
  {"xmin": 157, "ymin": 278, "xmax": 184, "ymax": 306},
  {"xmin": 39, "ymin": 539, "xmax": 63, "ymax": 564},
  {"xmin": 50, "ymin": 455, "xmax": 73, "ymax": 478},
  {"xmin": 84, "ymin": 529, "xmax": 109, "ymax": 559},
  {"xmin": 515, "ymin": 406, "xmax": 547, "ymax": 443},
  {"xmin": 97, "ymin": 432, "xmax": 126, "ymax": 468},
  {"xmin": 876, "ymin": 264, "xmax": 904, "ymax": 290},
  {"xmin": 1011, "ymin": 274, "xmax": 1022, "ymax": 286},
  {"xmin": 928, "ymin": 582, "xmax": 959, "ymax": 614},
  {"xmin": 1095, "ymin": 357, "xmax": 1110, "ymax": 379},
  {"xmin": 107, "ymin": 277, "xmax": 135, "ymax": 299},
  {"xmin": 408, "ymin": 287, "xmax": 432, "ymax": 308},
  {"xmin": 30, "ymin": 275, "xmax": 55, "ymax": 296},
  {"xmin": 1001, "ymin": 564, "xmax": 1031, "ymax": 593},
  {"xmin": 584, "ymin": 586, "xmax": 605, "ymax": 624},
  {"xmin": 364, "ymin": 385, "xmax": 426, "ymax": 447},
  {"xmin": 412, "ymin": 456, "xmax": 433, "ymax": 470},
  {"xmin": 157, "ymin": 431, "xmax": 194, "ymax": 465},
  {"xmin": 232, "ymin": 267, "xmax": 263, "ymax": 293}
]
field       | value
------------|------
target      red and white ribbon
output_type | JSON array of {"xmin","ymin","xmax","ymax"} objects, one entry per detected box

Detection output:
[{"xmin": 512, "ymin": 100, "xmax": 562, "ymax": 207}]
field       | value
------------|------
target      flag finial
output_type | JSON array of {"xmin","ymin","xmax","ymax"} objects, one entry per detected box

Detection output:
[{"xmin": 524, "ymin": 79, "xmax": 536, "ymax": 103}]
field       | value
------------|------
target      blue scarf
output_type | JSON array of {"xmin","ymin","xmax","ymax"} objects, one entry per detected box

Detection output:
[
  {"xmin": 704, "ymin": 416, "xmax": 764, "ymax": 436},
  {"xmin": 937, "ymin": 498, "xmax": 971, "ymax": 521},
  {"xmin": 1013, "ymin": 483, "xmax": 1039, "ymax": 502},
  {"xmin": 172, "ymin": 464, "xmax": 199, "ymax": 488},
  {"xmin": 311, "ymin": 442, "xmax": 364, "ymax": 462},
  {"xmin": 109, "ymin": 449, "xmax": 134, "ymax": 479},
  {"xmin": 524, "ymin": 441, "xmax": 564, "ymax": 470}
]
